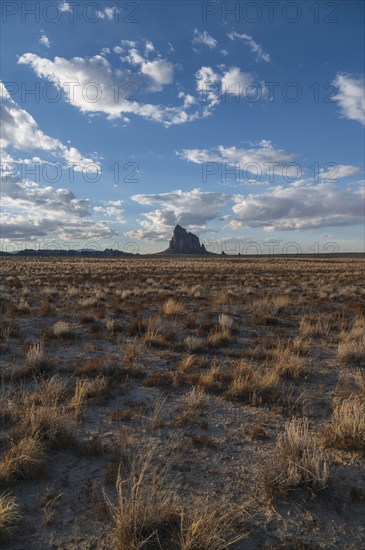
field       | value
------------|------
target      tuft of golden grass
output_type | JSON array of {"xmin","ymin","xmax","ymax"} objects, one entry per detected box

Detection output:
[
  {"xmin": 324, "ymin": 395, "xmax": 365, "ymax": 450},
  {"xmin": 105, "ymin": 452, "xmax": 244, "ymax": 550},
  {"xmin": 26, "ymin": 342, "xmax": 45, "ymax": 369},
  {"xmin": 0, "ymin": 436, "xmax": 45, "ymax": 483},
  {"xmin": 261, "ymin": 417, "xmax": 328, "ymax": 500},
  {"xmin": 162, "ymin": 298, "xmax": 185, "ymax": 316},
  {"xmin": 0, "ymin": 492, "xmax": 21, "ymax": 538},
  {"xmin": 271, "ymin": 343, "xmax": 306, "ymax": 379},
  {"xmin": 53, "ymin": 320, "xmax": 73, "ymax": 337}
]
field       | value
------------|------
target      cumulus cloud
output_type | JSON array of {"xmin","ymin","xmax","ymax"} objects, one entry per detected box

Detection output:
[
  {"xmin": 58, "ymin": 2, "xmax": 72, "ymax": 12},
  {"xmin": 228, "ymin": 32, "xmax": 270, "ymax": 63},
  {"xmin": 1, "ymin": 214, "xmax": 116, "ymax": 241},
  {"xmin": 179, "ymin": 140, "xmax": 296, "ymax": 178},
  {"xmin": 126, "ymin": 188, "xmax": 230, "ymax": 241},
  {"xmin": 1, "ymin": 176, "xmax": 117, "ymax": 241},
  {"xmin": 231, "ymin": 183, "xmax": 364, "ymax": 231},
  {"xmin": 221, "ymin": 67, "xmax": 256, "ymax": 96},
  {"xmin": 192, "ymin": 29, "xmax": 218, "ymax": 49},
  {"xmin": 196, "ymin": 65, "xmax": 259, "ymax": 110},
  {"xmin": 93, "ymin": 200, "xmax": 126, "ymax": 223},
  {"xmin": 331, "ymin": 74, "xmax": 365, "ymax": 125},
  {"xmin": 18, "ymin": 50, "xmax": 203, "ymax": 126},
  {"xmin": 39, "ymin": 33, "xmax": 51, "ymax": 48},
  {"xmin": 2, "ymin": 177, "xmax": 90, "ymax": 216},
  {"xmin": 96, "ymin": 6, "xmax": 119, "ymax": 20},
  {"xmin": 0, "ymin": 82, "xmax": 99, "ymax": 171}
]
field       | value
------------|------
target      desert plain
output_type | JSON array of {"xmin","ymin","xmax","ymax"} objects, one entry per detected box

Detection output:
[{"xmin": 0, "ymin": 255, "xmax": 364, "ymax": 549}]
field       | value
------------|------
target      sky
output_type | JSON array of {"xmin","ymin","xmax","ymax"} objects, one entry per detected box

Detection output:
[{"xmin": 0, "ymin": 0, "xmax": 364, "ymax": 254}]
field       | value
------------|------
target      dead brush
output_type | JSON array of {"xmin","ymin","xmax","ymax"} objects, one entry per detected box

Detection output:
[
  {"xmin": 104, "ymin": 451, "xmax": 244, "ymax": 550},
  {"xmin": 0, "ymin": 436, "xmax": 46, "ymax": 482},
  {"xmin": 323, "ymin": 394, "xmax": 365, "ymax": 450},
  {"xmin": 11, "ymin": 376, "xmax": 74, "ymax": 448},
  {"xmin": 104, "ymin": 452, "xmax": 179, "ymax": 549},
  {"xmin": 162, "ymin": 298, "xmax": 185, "ymax": 316},
  {"xmin": 26, "ymin": 343, "xmax": 45, "ymax": 370},
  {"xmin": 271, "ymin": 343, "xmax": 306, "ymax": 379},
  {"xmin": 337, "ymin": 333, "xmax": 365, "ymax": 366},
  {"xmin": 223, "ymin": 360, "xmax": 279, "ymax": 401},
  {"xmin": 260, "ymin": 417, "xmax": 328, "ymax": 500},
  {"xmin": 178, "ymin": 355, "xmax": 209, "ymax": 373},
  {"xmin": 184, "ymin": 336, "xmax": 204, "ymax": 353},
  {"xmin": 144, "ymin": 316, "xmax": 176, "ymax": 348},
  {"xmin": 53, "ymin": 320, "xmax": 73, "ymax": 338},
  {"xmin": 70, "ymin": 376, "xmax": 108, "ymax": 420},
  {"xmin": 0, "ymin": 491, "xmax": 21, "ymax": 539}
]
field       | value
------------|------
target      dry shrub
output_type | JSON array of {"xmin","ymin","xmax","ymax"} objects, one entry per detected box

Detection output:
[
  {"xmin": 261, "ymin": 418, "xmax": 328, "ymax": 500},
  {"xmin": 338, "ymin": 333, "xmax": 365, "ymax": 366},
  {"xmin": 223, "ymin": 360, "xmax": 279, "ymax": 401},
  {"xmin": 144, "ymin": 316, "xmax": 176, "ymax": 348},
  {"xmin": 10, "ymin": 376, "xmax": 74, "ymax": 448},
  {"xmin": 178, "ymin": 498, "xmax": 243, "ymax": 550},
  {"xmin": 162, "ymin": 298, "xmax": 185, "ymax": 316},
  {"xmin": 218, "ymin": 314, "xmax": 233, "ymax": 331},
  {"xmin": 184, "ymin": 336, "xmax": 204, "ymax": 353},
  {"xmin": 70, "ymin": 376, "xmax": 109, "ymax": 419},
  {"xmin": 0, "ymin": 492, "xmax": 21, "ymax": 538},
  {"xmin": 272, "ymin": 344, "xmax": 306, "ymax": 379},
  {"xmin": 0, "ymin": 437, "xmax": 45, "ymax": 482},
  {"xmin": 26, "ymin": 343, "xmax": 45, "ymax": 369},
  {"xmin": 105, "ymin": 454, "xmax": 179, "ymax": 549},
  {"xmin": 105, "ymin": 453, "xmax": 244, "ymax": 550},
  {"xmin": 53, "ymin": 320, "xmax": 73, "ymax": 338},
  {"xmin": 206, "ymin": 329, "xmax": 231, "ymax": 348},
  {"xmin": 324, "ymin": 395, "xmax": 365, "ymax": 450}
]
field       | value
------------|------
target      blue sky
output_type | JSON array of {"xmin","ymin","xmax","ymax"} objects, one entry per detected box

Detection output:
[{"xmin": 1, "ymin": 0, "xmax": 364, "ymax": 253}]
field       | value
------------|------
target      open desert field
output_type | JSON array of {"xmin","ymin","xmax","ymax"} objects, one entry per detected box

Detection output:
[{"xmin": 0, "ymin": 256, "xmax": 364, "ymax": 549}]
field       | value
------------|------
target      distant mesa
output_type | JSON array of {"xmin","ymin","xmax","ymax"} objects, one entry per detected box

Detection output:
[{"xmin": 160, "ymin": 224, "xmax": 209, "ymax": 255}]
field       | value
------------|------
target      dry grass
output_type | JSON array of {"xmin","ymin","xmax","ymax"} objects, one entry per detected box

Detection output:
[
  {"xmin": 0, "ymin": 256, "xmax": 364, "ymax": 548},
  {"xmin": 53, "ymin": 320, "xmax": 73, "ymax": 337},
  {"xmin": 0, "ymin": 437, "xmax": 46, "ymax": 483},
  {"xmin": 162, "ymin": 298, "xmax": 185, "ymax": 316},
  {"xmin": 324, "ymin": 395, "xmax": 365, "ymax": 450},
  {"xmin": 261, "ymin": 417, "xmax": 329, "ymax": 499},
  {"xmin": 105, "ymin": 452, "xmax": 244, "ymax": 550},
  {"xmin": 0, "ymin": 492, "xmax": 21, "ymax": 538},
  {"xmin": 26, "ymin": 342, "xmax": 45, "ymax": 369}
]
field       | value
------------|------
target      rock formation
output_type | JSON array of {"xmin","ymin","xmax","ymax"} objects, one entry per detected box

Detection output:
[{"xmin": 165, "ymin": 225, "xmax": 207, "ymax": 254}]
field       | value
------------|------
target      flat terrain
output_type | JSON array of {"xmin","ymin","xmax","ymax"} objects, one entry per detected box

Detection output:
[{"xmin": 0, "ymin": 257, "xmax": 364, "ymax": 549}]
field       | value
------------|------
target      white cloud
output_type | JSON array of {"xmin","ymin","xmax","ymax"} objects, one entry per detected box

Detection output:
[
  {"xmin": 231, "ymin": 183, "xmax": 364, "ymax": 231},
  {"xmin": 145, "ymin": 41, "xmax": 155, "ymax": 54},
  {"xmin": 192, "ymin": 29, "xmax": 218, "ymax": 49},
  {"xmin": 2, "ymin": 177, "xmax": 90, "ymax": 216},
  {"xmin": 0, "ymin": 82, "xmax": 98, "ymax": 171},
  {"xmin": 228, "ymin": 32, "xmax": 270, "ymax": 63},
  {"xmin": 1, "ymin": 176, "xmax": 117, "ymax": 241},
  {"xmin": 39, "ymin": 34, "xmax": 51, "ymax": 48},
  {"xmin": 93, "ymin": 200, "xmax": 125, "ymax": 223},
  {"xmin": 180, "ymin": 140, "xmax": 296, "ymax": 177},
  {"xmin": 221, "ymin": 67, "xmax": 255, "ymax": 96},
  {"xmin": 96, "ymin": 6, "xmax": 119, "ymax": 20},
  {"xmin": 58, "ymin": 2, "xmax": 72, "ymax": 13},
  {"xmin": 320, "ymin": 164, "xmax": 361, "ymax": 180},
  {"xmin": 127, "ymin": 188, "xmax": 230, "ymax": 241},
  {"xmin": 331, "ymin": 74, "xmax": 365, "ymax": 125},
  {"xmin": 18, "ymin": 52, "xmax": 201, "ymax": 127},
  {"xmin": 140, "ymin": 59, "xmax": 174, "ymax": 91}
]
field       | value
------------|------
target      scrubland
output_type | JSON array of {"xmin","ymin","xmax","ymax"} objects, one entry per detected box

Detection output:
[{"xmin": 0, "ymin": 256, "xmax": 364, "ymax": 549}]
